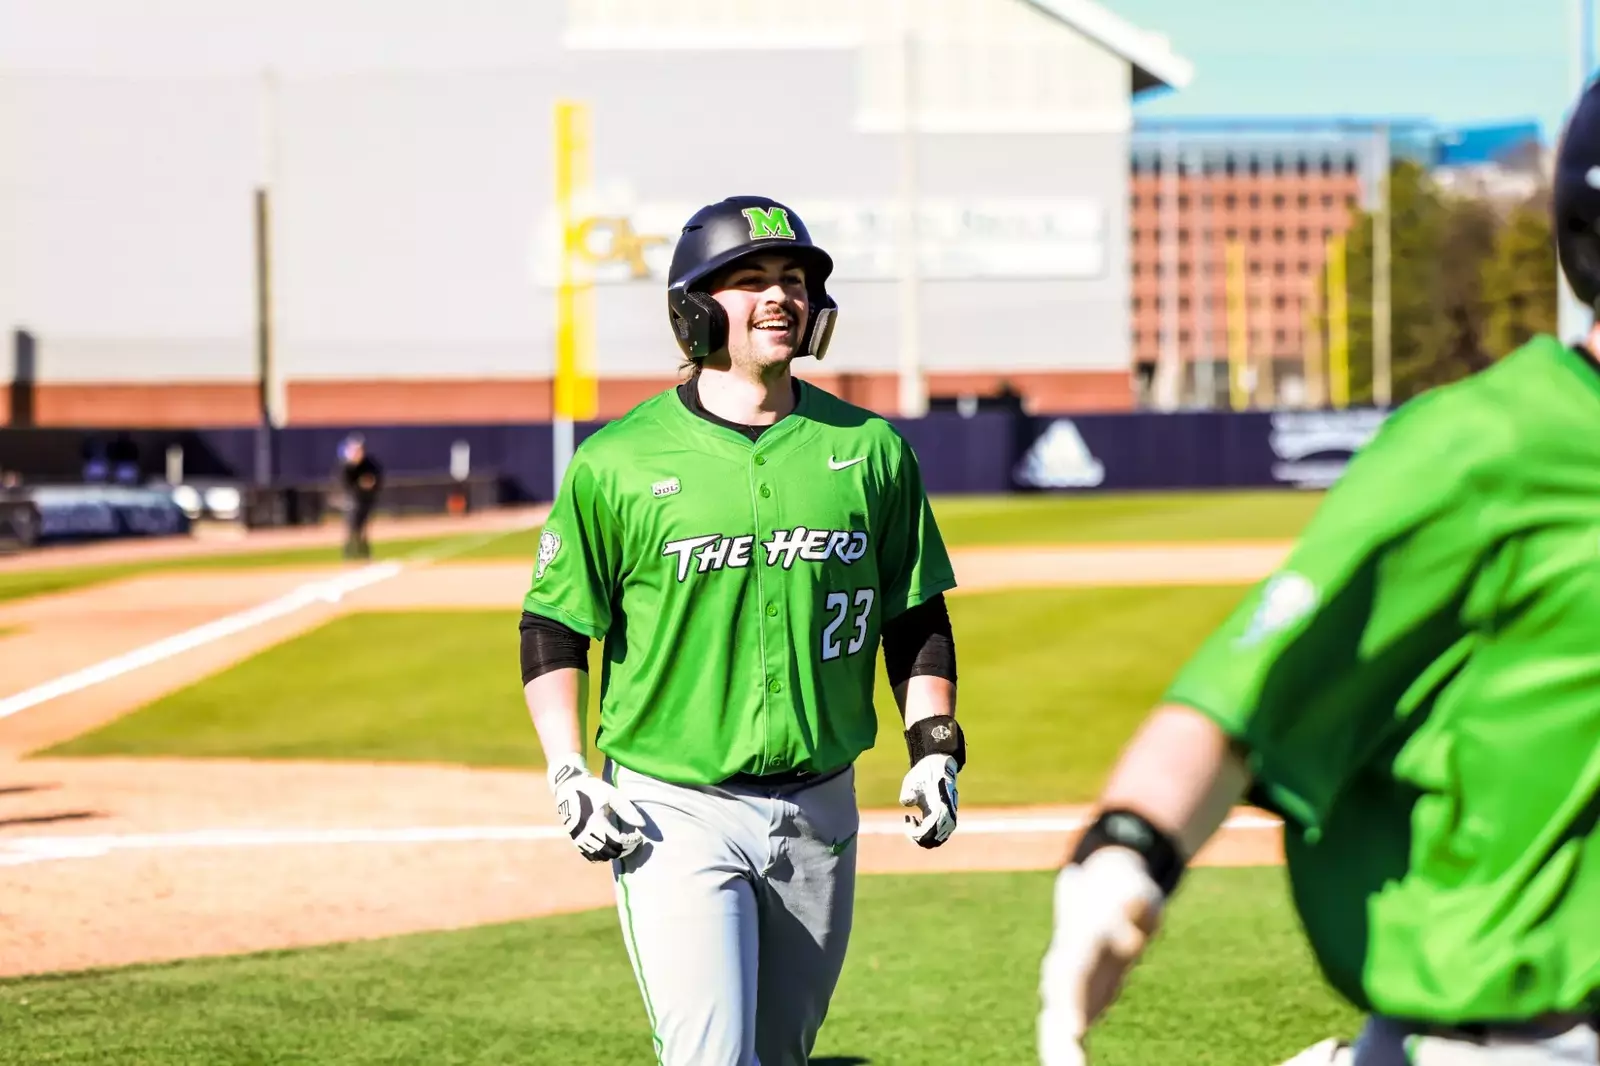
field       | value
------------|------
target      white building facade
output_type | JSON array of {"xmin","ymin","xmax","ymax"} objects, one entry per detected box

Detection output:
[{"xmin": 0, "ymin": 0, "xmax": 1190, "ymax": 425}]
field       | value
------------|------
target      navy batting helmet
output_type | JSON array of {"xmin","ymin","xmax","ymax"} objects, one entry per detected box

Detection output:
[
  {"xmin": 666, "ymin": 195, "xmax": 838, "ymax": 363},
  {"xmin": 1554, "ymin": 78, "xmax": 1600, "ymax": 308}
]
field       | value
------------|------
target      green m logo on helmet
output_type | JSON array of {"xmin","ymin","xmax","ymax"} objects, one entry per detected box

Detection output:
[{"xmin": 742, "ymin": 206, "xmax": 796, "ymax": 241}]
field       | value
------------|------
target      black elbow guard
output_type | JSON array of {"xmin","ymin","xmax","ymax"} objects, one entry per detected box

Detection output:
[{"xmin": 519, "ymin": 611, "xmax": 591, "ymax": 684}]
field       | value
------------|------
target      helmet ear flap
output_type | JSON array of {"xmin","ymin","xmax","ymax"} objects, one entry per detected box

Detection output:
[
  {"xmin": 668, "ymin": 290, "xmax": 730, "ymax": 361},
  {"xmin": 1557, "ymin": 210, "xmax": 1600, "ymax": 309},
  {"xmin": 804, "ymin": 300, "xmax": 838, "ymax": 362},
  {"xmin": 685, "ymin": 292, "xmax": 728, "ymax": 359}
]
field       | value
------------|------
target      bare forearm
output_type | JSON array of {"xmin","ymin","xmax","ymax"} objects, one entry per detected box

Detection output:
[
  {"xmin": 524, "ymin": 667, "xmax": 588, "ymax": 763},
  {"xmin": 1097, "ymin": 703, "xmax": 1252, "ymax": 858},
  {"xmin": 894, "ymin": 674, "xmax": 955, "ymax": 728}
]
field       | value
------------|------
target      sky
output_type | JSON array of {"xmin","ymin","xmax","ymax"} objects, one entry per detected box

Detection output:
[{"xmin": 1109, "ymin": 0, "xmax": 1584, "ymax": 142}]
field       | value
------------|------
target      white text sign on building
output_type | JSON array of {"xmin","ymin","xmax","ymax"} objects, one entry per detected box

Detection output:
[{"xmin": 533, "ymin": 194, "xmax": 1107, "ymax": 285}]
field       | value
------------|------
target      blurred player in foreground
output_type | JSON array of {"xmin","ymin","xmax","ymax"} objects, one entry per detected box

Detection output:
[{"xmin": 1036, "ymin": 82, "xmax": 1600, "ymax": 1066}]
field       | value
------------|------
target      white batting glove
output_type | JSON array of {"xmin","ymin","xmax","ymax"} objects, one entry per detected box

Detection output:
[
  {"xmin": 547, "ymin": 754, "xmax": 646, "ymax": 863},
  {"xmin": 1037, "ymin": 848, "xmax": 1166, "ymax": 1065},
  {"xmin": 900, "ymin": 754, "xmax": 959, "ymax": 848}
]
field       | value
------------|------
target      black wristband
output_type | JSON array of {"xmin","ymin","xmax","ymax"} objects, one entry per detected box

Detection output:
[
  {"xmin": 904, "ymin": 716, "xmax": 966, "ymax": 771},
  {"xmin": 1069, "ymin": 808, "xmax": 1186, "ymax": 897}
]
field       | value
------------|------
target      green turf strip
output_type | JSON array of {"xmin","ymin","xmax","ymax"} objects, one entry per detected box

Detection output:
[
  {"xmin": 0, "ymin": 867, "xmax": 1358, "ymax": 1066},
  {"xmin": 44, "ymin": 585, "xmax": 1249, "ymax": 808}
]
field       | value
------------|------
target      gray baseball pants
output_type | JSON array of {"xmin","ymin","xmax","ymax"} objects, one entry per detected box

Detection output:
[
  {"xmin": 602, "ymin": 759, "xmax": 860, "ymax": 1066},
  {"xmin": 1351, "ymin": 1015, "xmax": 1599, "ymax": 1064}
]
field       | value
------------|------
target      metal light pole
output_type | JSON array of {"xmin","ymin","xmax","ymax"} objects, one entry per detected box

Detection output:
[
  {"xmin": 1559, "ymin": 0, "xmax": 1598, "ymax": 344},
  {"xmin": 1153, "ymin": 132, "xmax": 1181, "ymax": 409},
  {"xmin": 895, "ymin": 0, "xmax": 927, "ymax": 418},
  {"xmin": 1371, "ymin": 124, "xmax": 1392, "ymax": 408},
  {"xmin": 1192, "ymin": 148, "xmax": 1214, "ymax": 408},
  {"xmin": 253, "ymin": 68, "xmax": 284, "ymax": 488}
]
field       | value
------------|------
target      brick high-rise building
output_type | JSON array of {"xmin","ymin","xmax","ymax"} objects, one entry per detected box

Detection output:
[{"xmin": 1127, "ymin": 119, "xmax": 1441, "ymax": 410}]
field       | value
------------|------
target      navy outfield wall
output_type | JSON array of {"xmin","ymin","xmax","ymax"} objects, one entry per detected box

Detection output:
[{"xmin": 0, "ymin": 408, "xmax": 1391, "ymax": 502}]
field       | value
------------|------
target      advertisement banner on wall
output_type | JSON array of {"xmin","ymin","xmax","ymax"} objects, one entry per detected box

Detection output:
[
  {"xmin": 1012, "ymin": 419, "xmax": 1107, "ymax": 488},
  {"xmin": 1264, "ymin": 409, "xmax": 1390, "ymax": 488},
  {"xmin": 1011, "ymin": 408, "xmax": 1391, "ymax": 493}
]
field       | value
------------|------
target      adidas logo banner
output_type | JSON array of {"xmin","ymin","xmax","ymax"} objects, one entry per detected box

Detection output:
[{"xmin": 1013, "ymin": 419, "xmax": 1107, "ymax": 489}]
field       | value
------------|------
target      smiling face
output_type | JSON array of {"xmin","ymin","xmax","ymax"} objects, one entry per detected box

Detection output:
[{"xmin": 706, "ymin": 253, "xmax": 810, "ymax": 373}]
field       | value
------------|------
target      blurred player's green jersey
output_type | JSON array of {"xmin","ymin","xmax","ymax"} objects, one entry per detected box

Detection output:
[
  {"xmin": 523, "ymin": 380, "xmax": 956, "ymax": 786},
  {"xmin": 1166, "ymin": 334, "xmax": 1600, "ymax": 1023}
]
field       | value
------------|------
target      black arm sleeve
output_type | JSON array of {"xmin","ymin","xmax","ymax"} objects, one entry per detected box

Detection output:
[
  {"xmin": 880, "ymin": 593, "xmax": 956, "ymax": 689},
  {"xmin": 520, "ymin": 610, "xmax": 592, "ymax": 685}
]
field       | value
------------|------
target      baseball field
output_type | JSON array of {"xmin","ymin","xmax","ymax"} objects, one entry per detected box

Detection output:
[{"xmin": 0, "ymin": 490, "xmax": 1363, "ymax": 1065}]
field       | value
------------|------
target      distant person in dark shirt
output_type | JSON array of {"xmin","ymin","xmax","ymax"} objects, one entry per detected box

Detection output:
[
  {"xmin": 107, "ymin": 434, "xmax": 141, "ymax": 485},
  {"xmin": 335, "ymin": 434, "xmax": 382, "ymax": 560}
]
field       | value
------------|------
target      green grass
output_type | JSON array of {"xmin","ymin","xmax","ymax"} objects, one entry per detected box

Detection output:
[
  {"xmin": 424, "ymin": 490, "xmax": 1324, "ymax": 563},
  {"xmin": 445, "ymin": 528, "xmax": 545, "ymax": 561},
  {"xmin": 43, "ymin": 611, "xmax": 549, "ymax": 768},
  {"xmin": 929, "ymin": 490, "xmax": 1324, "ymax": 546},
  {"xmin": 0, "ymin": 867, "xmax": 1358, "ymax": 1066},
  {"xmin": 44, "ymin": 585, "xmax": 1248, "ymax": 807}
]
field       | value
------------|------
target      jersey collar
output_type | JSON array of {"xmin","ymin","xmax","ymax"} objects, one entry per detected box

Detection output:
[
  {"xmin": 668, "ymin": 373, "xmax": 816, "ymax": 455},
  {"xmin": 677, "ymin": 375, "xmax": 801, "ymax": 442}
]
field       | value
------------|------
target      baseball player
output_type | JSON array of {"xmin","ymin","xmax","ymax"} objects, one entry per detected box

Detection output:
[
  {"xmin": 1035, "ymin": 84, "xmax": 1600, "ymax": 1066},
  {"xmin": 519, "ymin": 195, "xmax": 965, "ymax": 1066}
]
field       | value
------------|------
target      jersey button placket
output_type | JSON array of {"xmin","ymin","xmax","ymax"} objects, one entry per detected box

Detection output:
[
  {"xmin": 751, "ymin": 455, "xmax": 782, "ymax": 773},
  {"xmin": 757, "ymin": 466, "xmax": 790, "ymax": 765},
  {"xmin": 760, "ymin": 486, "xmax": 782, "ymax": 696}
]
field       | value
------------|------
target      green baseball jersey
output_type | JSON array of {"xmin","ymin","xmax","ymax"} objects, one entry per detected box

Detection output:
[
  {"xmin": 1165, "ymin": 335, "xmax": 1600, "ymax": 1023},
  {"xmin": 523, "ymin": 380, "xmax": 956, "ymax": 786}
]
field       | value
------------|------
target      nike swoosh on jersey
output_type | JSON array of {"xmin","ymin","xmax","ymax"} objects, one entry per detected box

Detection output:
[
  {"xmin": 828, "ymin": 456, "xmax": 867, "ymax": 470},
  {"xmin": 827, "ymin": 831, "xmax": 858, "ymax": 855}
]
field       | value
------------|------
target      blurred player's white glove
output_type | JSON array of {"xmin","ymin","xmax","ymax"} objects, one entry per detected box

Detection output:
[
  {"xmin": 900, "ymin": 754, "xmax": 959, "ymax": 848},
  {"xmin": 1037, "ymin": 848, "xmax": 1166, "ymax": 1065},
  {"xmin": 547, "ymin": 754, "xmax": 646, "ymax": 863}
]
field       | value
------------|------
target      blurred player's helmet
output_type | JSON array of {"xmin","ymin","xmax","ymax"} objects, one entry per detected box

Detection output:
[
  {"xmin": 666, "ymin": 195, "xmax": 838, "ymax": 363},
  {"xmin": 1554, "ymin": 78, "xmax": 1600, "ymax": 309}
]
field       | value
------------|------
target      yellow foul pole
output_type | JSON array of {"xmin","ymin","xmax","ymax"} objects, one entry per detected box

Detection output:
[
  {"xmin": 553, "ymin": 100, "xmax": 598, "ymax": 489},
  {"xmin": 1326, "ymin": 232, "xmax": 1349, "ymax": 410}
]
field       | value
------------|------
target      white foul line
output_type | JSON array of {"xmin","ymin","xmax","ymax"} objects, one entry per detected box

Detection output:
[
  {"xmin": 0, "ymin": 562, "xmax": 403, "ymax": 722},
  {"xmin": 0, "ymin": 813, "xmax": 1282, "ymax": 868},
  {"xmin": 0, "ymin": 515, "xmax": 545, "ymax": 725}
]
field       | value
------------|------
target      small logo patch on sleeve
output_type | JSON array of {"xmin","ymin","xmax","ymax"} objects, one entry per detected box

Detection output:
[
  {"xmin": 652, "ymin": 477, "xmax": 681, "ymax": 498},
  {"xmin": 536, "ymin": 530, "xmax": 562, "ymax": 580},
  {"xmin": 1235, "ymin": 571, "xmax": 1319, "ymax": 647}
]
